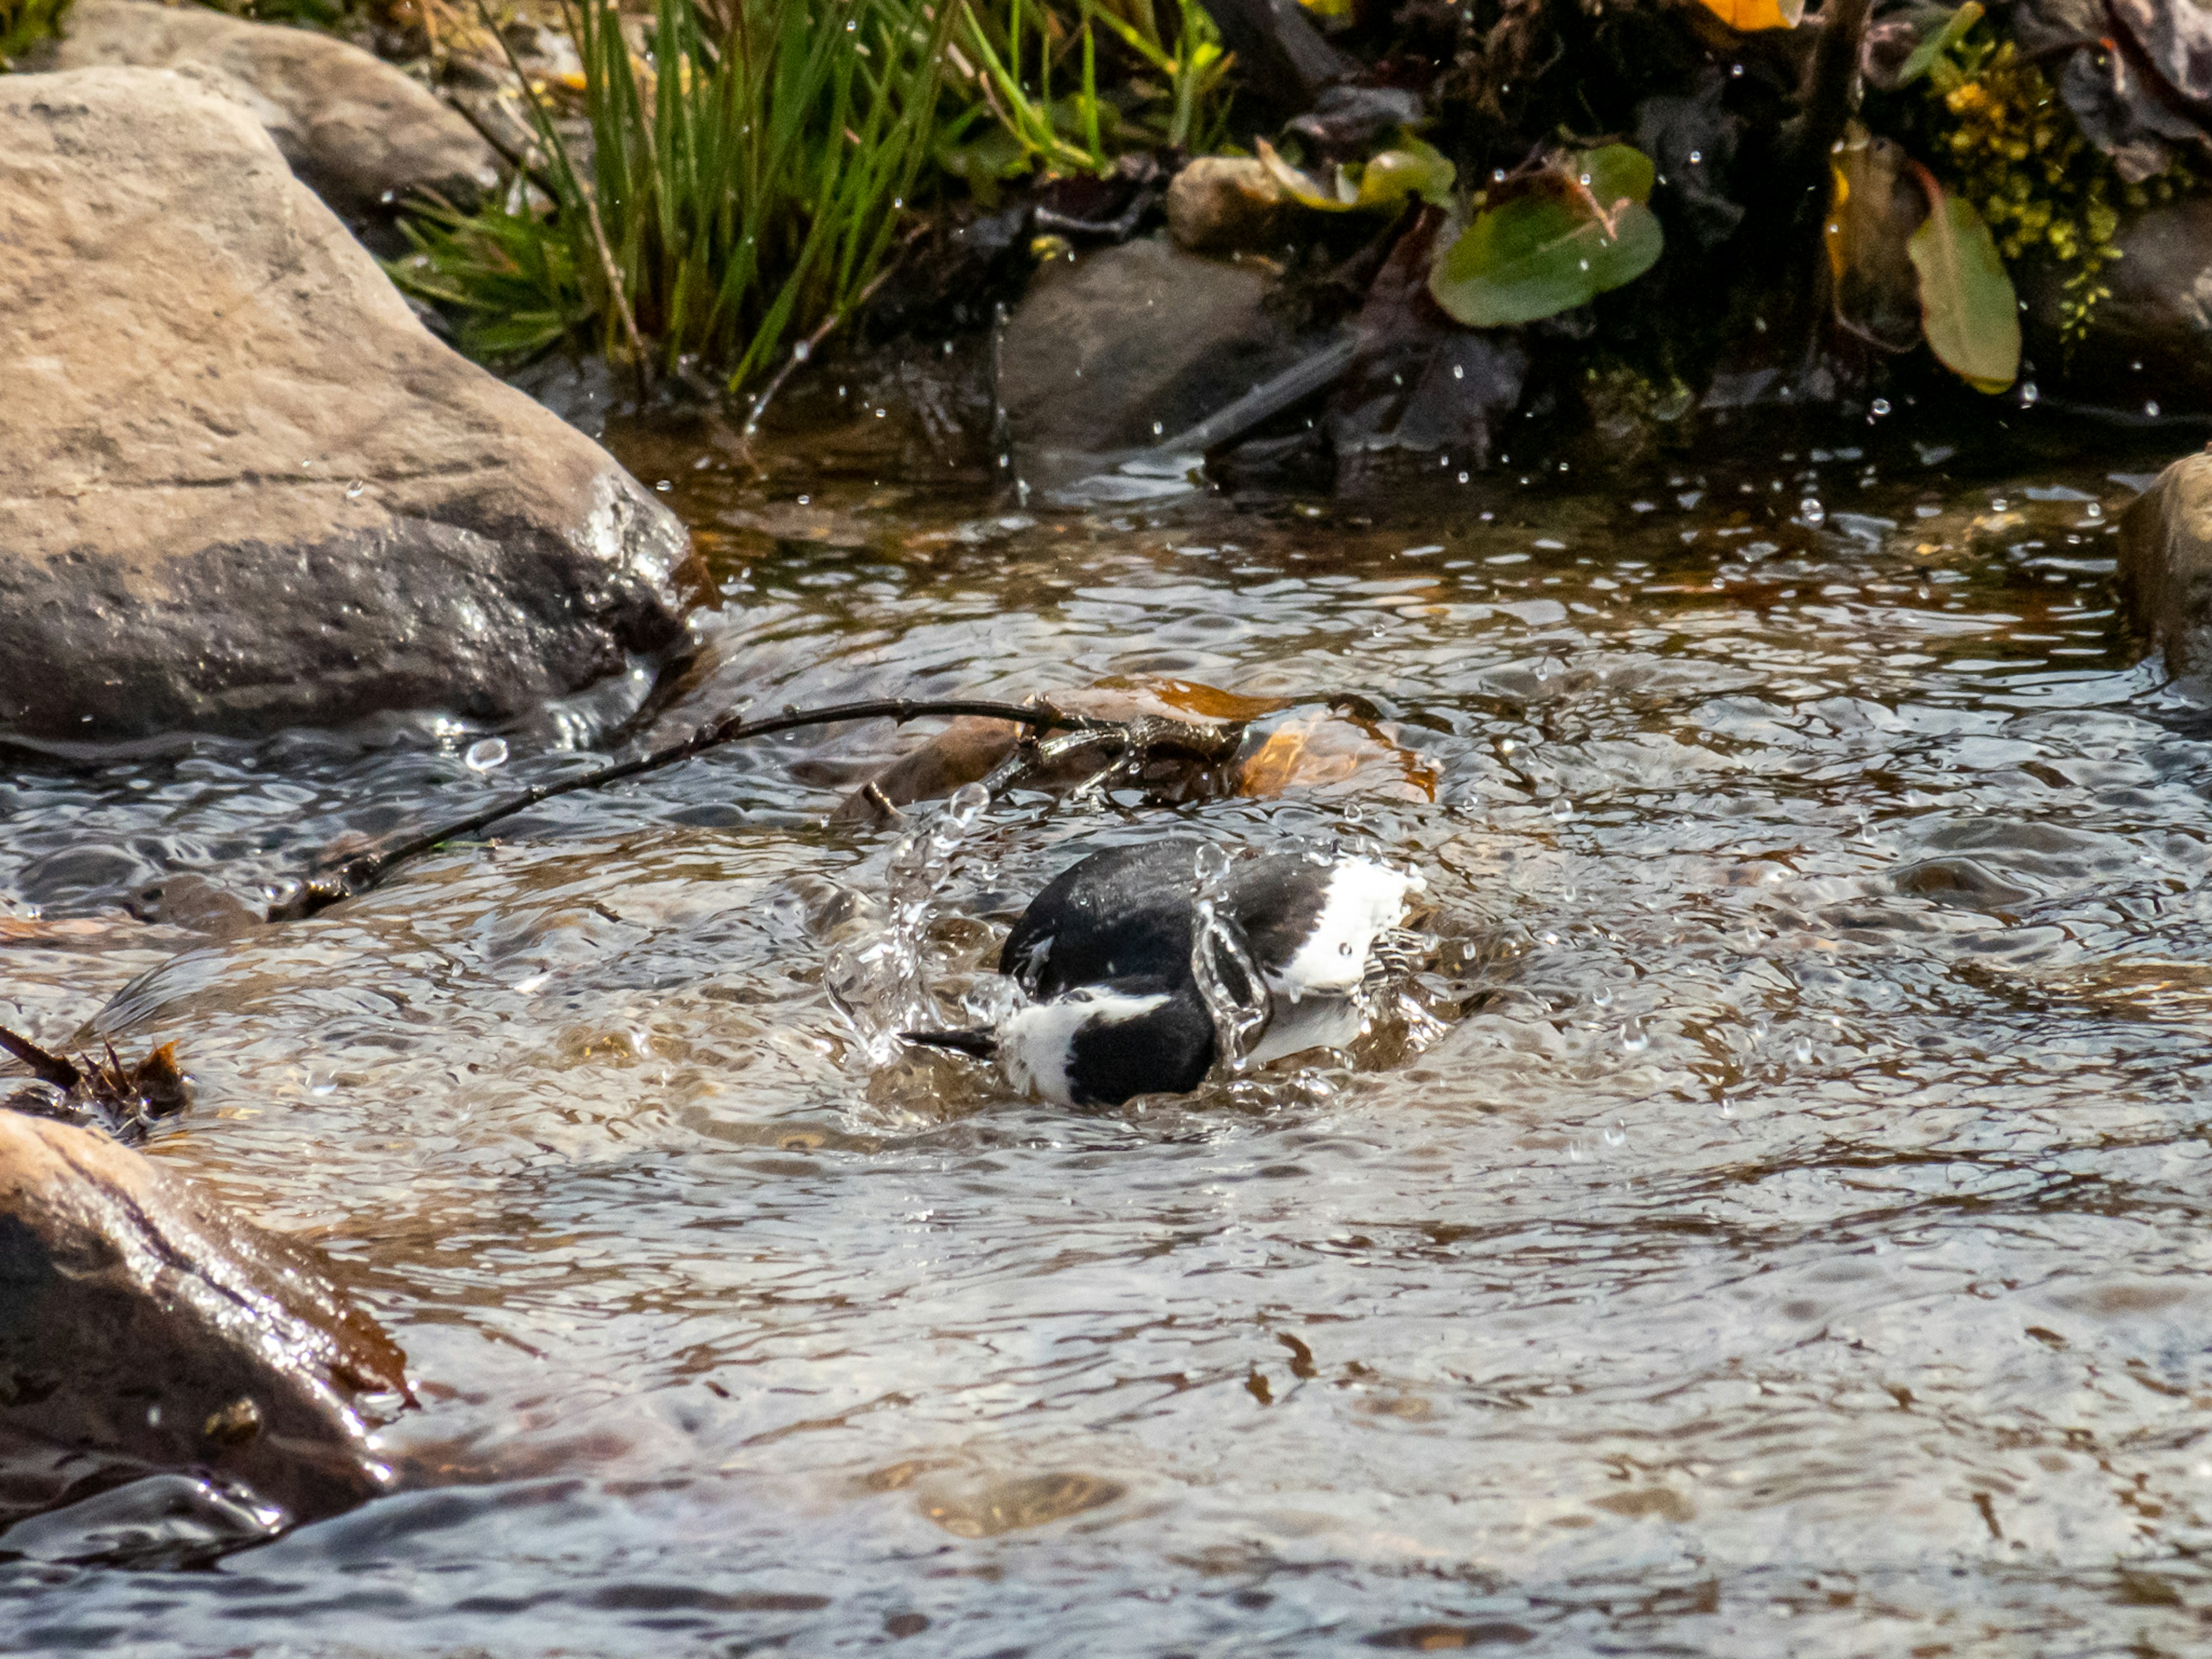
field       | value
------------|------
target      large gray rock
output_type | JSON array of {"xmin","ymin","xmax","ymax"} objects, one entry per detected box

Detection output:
[
  {"xmin": 0, "ymin": 69, "xmax": 692, "ymax": 743},
  {"xmin": 2120, "ymin": 450, "xmax": 2212, "ymax": 678},
  {"xmin": 998, "ymin": 236, "xmax": 1324, "ymax": 454},
  {"xmin": 44, "ymin": 0, "xmax": 498, "ymax": 220},
  {"xmin": 0, "ymin": 1108, "xmax": 407, "ymax": 1533}
]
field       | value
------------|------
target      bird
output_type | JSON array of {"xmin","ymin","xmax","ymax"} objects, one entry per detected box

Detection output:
[{"xmin": 903, "ymin": 839, "xmax": 1423, "ymax": 1107}]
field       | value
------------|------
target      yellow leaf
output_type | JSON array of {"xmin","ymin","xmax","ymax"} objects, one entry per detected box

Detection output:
[{"xmin": 1695, "ymin": 0, "xmax": 1805, "ymax": 31}]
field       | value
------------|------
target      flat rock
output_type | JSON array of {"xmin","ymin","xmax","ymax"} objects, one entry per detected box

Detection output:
[
  {"xmin": 0, "ymin": 70, "xmax": 692, "ymax": 743},
  {"xmin": 998, "ymin": 237, "xmax": 1322, "ymax": 454},
  {"xmin": 0, "ymin": 1108, "xmax": 407, "ymax": 1532},
  {"xmin": 2120, "ymin": 450, "xmax": 2212, "ymax": 678},
  {"xmin": 43, "ymin": 0, "xmax": 499, "ymax": 221}
]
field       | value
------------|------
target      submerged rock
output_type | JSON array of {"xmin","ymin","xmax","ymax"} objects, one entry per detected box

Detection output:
[
  {"xmin": 0, "ymin": 70, "xmax": 692, "ymax": 744},
  {"xmin": 41, "ymin": 0, "xmax": 498, "ymax": 224},
  {"xmin": 0, "ymin": 1109, "xmax": 407, "ymax": 1533},
  {"xmin": 998, "ymin": 237, "xmax": 1329, "ymax": 454},
  {"xmin": 2119, "ymin": 450, "xmax": 2212, "ymax": 679}
]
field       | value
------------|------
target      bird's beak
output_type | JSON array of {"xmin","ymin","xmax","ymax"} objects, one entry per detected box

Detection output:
[{"xmin": 900, "ymin": 1027, "xmax": 999, "ymax": 1058}]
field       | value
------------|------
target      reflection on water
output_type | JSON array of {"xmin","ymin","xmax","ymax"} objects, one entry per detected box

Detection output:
[{"xmin": 5, "ymin": 421, "xmax": 2212, "ymax": 1654}]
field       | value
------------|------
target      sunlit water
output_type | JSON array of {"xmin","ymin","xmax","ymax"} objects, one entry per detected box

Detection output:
[{"xmin": 6, "ymin": 411, "xmax": 2212, "ymax": 1656}]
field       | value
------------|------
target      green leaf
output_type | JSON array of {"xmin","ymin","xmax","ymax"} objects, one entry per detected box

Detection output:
[
  {"xmin": 1255, "ymin": 134, "xmax": 1456, "ymax": 213},
  {"xmin": 1427, "ymin": 145, "xmax": 1665, "ymax": 328},
  {"xmin": 1355, "ymin": 137, "xmax": 1456, "ymax": 209},
  {"xmin": 1895, "ymin": 1, "xmax": 1983, "ymax": 87},
  {"xmin": 1906, "ymin": 175, "xmax": 2020, "ymax": 392}
]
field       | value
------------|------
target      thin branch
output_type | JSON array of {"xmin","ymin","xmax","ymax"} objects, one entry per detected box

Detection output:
[{"xmin": 281, "ymin": 696, "xmax": 1135, "ymax": 919}]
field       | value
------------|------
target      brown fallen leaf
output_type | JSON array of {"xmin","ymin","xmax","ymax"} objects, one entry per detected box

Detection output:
[{"xmin": 1235, "ymin": 708, "xmax": 1438, "ymax": 802}]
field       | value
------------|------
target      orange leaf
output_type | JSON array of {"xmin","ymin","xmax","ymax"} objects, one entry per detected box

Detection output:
[{"xmin": 1695, "ymin": 0, "xmax": 1805, "ymax": 31}]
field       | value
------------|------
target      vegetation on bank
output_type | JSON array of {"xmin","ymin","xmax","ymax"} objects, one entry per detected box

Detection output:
[
  {"xmin": 5, "ymin": 0, "xmax": 2207, "ymax": 422},
  {"xmin": 0, "ymin": 0, "xmax": 67, "ymax": 66}
]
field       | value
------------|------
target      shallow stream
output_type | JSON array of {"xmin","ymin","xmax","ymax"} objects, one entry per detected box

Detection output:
[{"xmin": 6, "ymin": 409, "xmax": 2212, "ymax": 1655}]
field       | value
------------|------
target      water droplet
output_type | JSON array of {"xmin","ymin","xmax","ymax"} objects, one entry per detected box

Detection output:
[
  {"xmin": 655, "ymin": 479, "xmax": 672, "ymax": 491},
  {"xmin": 1458, "ymin": 471, "xmax": 1469, "ymax": 484},
  {"xmin": 1452, "ymin": 363, "xmax": 1465, "ymax": 380},
  {"xmin": 1602, "ymin": 1118, "xmax": 1628, "ymax": 1143},
  {"xmin": 306, "ymin": 1066, "xmax": 339, "ymax": 1098},
  {"xmin": 1152, "ymin": 421, "xmax": 1165, "ymax": 437},
  {"xmin": 2018, "ymin": 381, "xmax": 2039, "ymax": 406},
  {"xmin": 1800, "ymin": 497, "xmax": 1824, "ymax": 525},
  {"xmin": 2085, "ymin": 502, "xmax": 2103, "ymax": 519},
  {"xmin": 797, "ymin": 494, "xmax": 811, "ymax": 505},
  {"xmin": 1729, "ymin": 61, "xmax": 1743, "ymax": 75},
  {"xmin": 464, "ymin": 737, "xmax": 508, "ymax": 772},
  {"xmin": 1688, "ymin": 149, "xmax": 1702, "ymax": 164},
  {"xmin": 1580, "ymin": 172, "xmax": 1592, "ymax": 185},
  {"xmin": 1551, "ymin": 797, "xmax": 1573, "ymax": 821},
  {"xmin": 344, "ymin": 480, "xmax": 366, "ymax": 500},
  {"xmin": 1870, "ymin": 398, "xmax": 1891, "ymax": 417},
  {"xmin": 1578, "ymin": 259, "xmax": 1589, "ymax": 271},
  {"xmin": 792, "ymin": 339, "xmax": 810, "ymax": 362},
  {"xmin": 1990, "ymin": 496, "xmax": 2008, "ymax": 512},
  {"xmin": 1792, "ymin": 1034, "xmax": 1813, "ymax": 1064},
  {"xmin": 2145, "ymin": 400, "xmax": 2161, "ymax": 418},
  {"xmin": 947, "ymin": 781, "xmax": 989, "ymax": 828}
]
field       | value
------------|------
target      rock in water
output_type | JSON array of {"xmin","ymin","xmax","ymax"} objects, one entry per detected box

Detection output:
[
  {"xmin": 0, "ymin": 70, "xmax": 691, "ymax": 743},
  {"xmin": 0, "ymin": 1108, "xmax": 407, "ymax": 1531},
  {"xmin": 42, "ymin": 0, "xmax": 498, "ymax": 223},
  {"xmin": 2120, "ymin": 452, "xmax": 2212, "ymax": 679},
  {"xmin": 998, "ymin": 237, "xmax": 1325, "ymax": 454}
]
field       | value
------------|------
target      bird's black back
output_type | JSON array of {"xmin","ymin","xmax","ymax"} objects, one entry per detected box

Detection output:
[
  {"xmin": 1001, "ymin": 839, "xmax": 1210, "ymax": 996},
  {"xmin": 1002, "ymin": 839, "xmax": 1336, "ymax": 997}
]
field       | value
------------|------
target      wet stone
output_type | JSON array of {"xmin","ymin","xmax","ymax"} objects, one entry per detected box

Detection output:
[
  {"xmin": 997, "ymin": 236, "xmax": 1331, "ymax": 454},
  {"xmin": 0, "ymin": 70, "xmax": 692, "ymax": 744},
  {"xmin": 2120, "ymin": 449, "xmax": 2212, "ymax": 679},
  {"xmin": 0, "ymin": 1108, "xmax": 407, "ymax": 1535},
  {"xmin": 37, "ymin": 0, "xmax": 499, "ymax": 228},
  {"xmin": 2016, "ymin": 198, "xmax": 2212, "ymax": 418}
]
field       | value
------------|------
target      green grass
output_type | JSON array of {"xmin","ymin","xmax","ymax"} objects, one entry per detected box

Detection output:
[
  {"xmin": 939, "ymin": 0, "xmax": 1230, "ymax": 187},
  {"xmin": 392, "ymin": 0, "xmax": 960, "ymax": 389},
  {"xmin": 0, "ymin": 0, "xmax": 71, "ymax": 67},
  {"xmin": 389, "ymin": 0, "xmax": 1236, "ymax": 389}
]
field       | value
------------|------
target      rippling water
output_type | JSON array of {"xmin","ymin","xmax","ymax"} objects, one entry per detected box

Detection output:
[{"xmin": 6, "ymin": 412, "xmax": 2212, "ymax": 1655}]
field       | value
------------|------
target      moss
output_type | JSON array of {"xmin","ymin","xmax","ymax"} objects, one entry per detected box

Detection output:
[{"xmin": 1910, "ymin": 25, "xmax": 2199, "ymax": 341}]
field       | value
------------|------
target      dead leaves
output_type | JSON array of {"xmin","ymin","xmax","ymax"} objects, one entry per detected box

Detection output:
[
  {"xmin": 1, "ymin": 1025, "xmax": 189, "ymax": 1143},
  {"xmin": 1693, "ymin": 0, "xmax": 1805, "ymax": 31}
]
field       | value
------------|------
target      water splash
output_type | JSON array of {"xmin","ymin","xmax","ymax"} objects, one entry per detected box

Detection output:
[
  {"xmin": 824, "ymin": 783, "xmax": 990, "ymax": 1065},
  {"xmin": 1188, "ymin": 843, "xmax": 1272, "ymax": 1070}
]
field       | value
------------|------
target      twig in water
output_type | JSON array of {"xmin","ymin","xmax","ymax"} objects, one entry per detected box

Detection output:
[{"xmin": 278, "ymin": 696, "xmax": 1214, "ymax": 921}]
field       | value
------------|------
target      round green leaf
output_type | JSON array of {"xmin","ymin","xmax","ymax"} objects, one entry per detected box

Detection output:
[{"xmin": 1427, "ymin": 145, "xmax": 1665, "ymax": 328}]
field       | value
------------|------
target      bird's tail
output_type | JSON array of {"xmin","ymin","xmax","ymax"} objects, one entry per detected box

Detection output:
[{"xmin": 900, "ymin": 1027, "xmax": 999, "ymax": 1058}]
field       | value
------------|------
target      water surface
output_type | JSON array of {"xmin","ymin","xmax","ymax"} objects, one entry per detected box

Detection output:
[{"xmin": 5, "ymin": 414, "xmax": 2212, "ymax": 1656}]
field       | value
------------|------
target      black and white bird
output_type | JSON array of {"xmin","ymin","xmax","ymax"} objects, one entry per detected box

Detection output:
[{"xmin": 904, "ymin": 839, "xmax": 1422, "ymax": 1107}]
